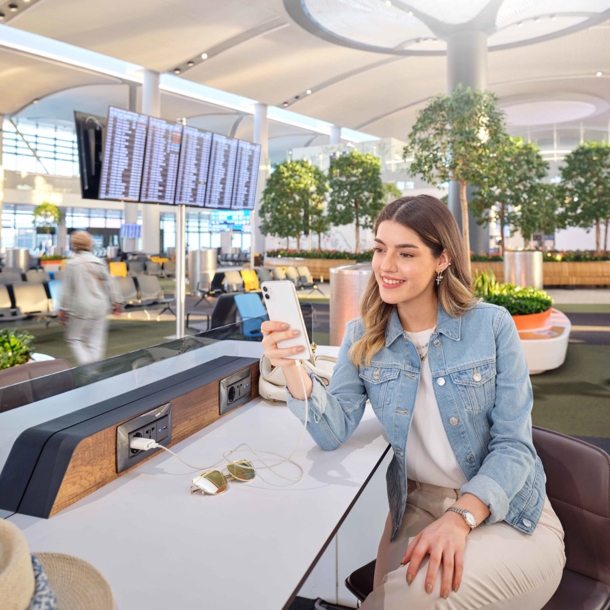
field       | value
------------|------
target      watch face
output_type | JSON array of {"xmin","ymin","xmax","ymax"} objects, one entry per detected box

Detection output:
[{"xmin": 465, "ymin": 512, "xmax": 477, "ymax": 528}]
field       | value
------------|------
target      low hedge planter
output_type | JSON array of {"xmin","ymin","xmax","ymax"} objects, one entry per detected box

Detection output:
[
  {"xmin": 264, "ymin": 257, "xmax": 357, "ymax": 282},
  {"xmin": 511, "ymin": 308, "xmax": 552, "ymax": 331}
]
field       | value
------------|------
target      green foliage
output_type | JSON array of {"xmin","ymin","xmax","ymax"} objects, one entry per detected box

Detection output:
[
  {"xmin": 560, "ymin": 141, "xmax": 610, "ymax": 251},
  {"xmin": 383, "ymin": 182, "xmax": 402, "ymax": 203},
  {"xmin": 473, "ymin": 271, "xmax": 553, "ymax": 315},
  {"xmin": 33, "ymin": 202, "xmax": 61, "ymax": 234},
  {"xmin": 404, "ymin": 85, "xmax": 507, "ymax": 254},
  {"xmin": 0, "ymin": 329, "xmax": 35, "ymax": 370},
  {"xmin": 470, "ymin": 137, "xmax": 556, "ymax": 251},
  {"xmin": 543, "ymin": 250, "xmax": 610, "ymax": 262},
  {"xmin": 470, "ymin": 252, "xmax": 504, "ymax": 262},
  {"xmin": 327, "ymin": 150, "xmax": 385, "ymax": 253},
  {"xmin": 260, "ymin": 160, "xmax": 328, "ymax": 250},
  {"xmin": 40, "ymin": 254, "xmax": 65, "ymax": 261},
  {"xmin": 265, "ymin": 249, "xmax": 373, "ymax": 261}
]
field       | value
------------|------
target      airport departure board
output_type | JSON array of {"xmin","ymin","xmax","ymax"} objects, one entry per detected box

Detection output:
[
  {"xmin": 231, "ymin": 141, "xmax": 261, "ymax": 210},
  {"xmin": 139, "ymin": 118, "xmax": 183, "ymax": 204},
  {"xmin": 99, "ymin": 107, "xmax": 148, "ymax": 202},
  {"xmin": 204, "ymin": 134, "xmax": 239, "ymax": 209},
  {"xmin": 174, "ymin": 126, "xmax": 213, "ymax": 206}
]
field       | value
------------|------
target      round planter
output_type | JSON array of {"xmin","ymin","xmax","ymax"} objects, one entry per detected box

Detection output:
[{"xmin": 511, "ymin": 308, "xmax": 552, "ymax": 331}]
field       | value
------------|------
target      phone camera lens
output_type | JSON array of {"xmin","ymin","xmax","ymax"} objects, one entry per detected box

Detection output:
[
  {"xmin": 264, "ymin": 293, "xmax": 270, "ymax": 299},
  {"xmin": 262, "ymin": 286, "xmax": 268, "ymax": 292}
]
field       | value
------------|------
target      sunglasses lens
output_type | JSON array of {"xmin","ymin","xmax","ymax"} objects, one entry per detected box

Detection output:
[
  {"xmin": 227, "ymin": 459, "xmax": 255, "ymax": 482},
  {"xmin": 192, "ymin": 470, "xmax": 228, "ymax": 495}
]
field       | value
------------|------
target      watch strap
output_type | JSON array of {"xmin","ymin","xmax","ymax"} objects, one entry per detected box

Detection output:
[{"xmin": 446, "ymin": 506, "xmax": 477, "ymax": 529}]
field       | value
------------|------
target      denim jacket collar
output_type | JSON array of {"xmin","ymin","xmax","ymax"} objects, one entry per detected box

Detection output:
[{"xmin": 385, "ymin": 302, "xmax": 461, "ymax": 347}]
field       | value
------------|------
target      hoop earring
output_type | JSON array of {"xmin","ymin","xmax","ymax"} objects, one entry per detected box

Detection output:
[{"xmin": 435, "ymin": 270, "xmax": 444, "ymax": 286}]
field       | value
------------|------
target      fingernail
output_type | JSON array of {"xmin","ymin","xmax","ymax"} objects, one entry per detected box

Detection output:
[
  {"xmin": 297, "ymin": 346, "xmax": 304, "ymax": 351},
  {"xmin": 291, "ymin": 329, "xmax": 300, "ymax": 336},
  {"xmin": 442, "ymin": 589, "xmax": 449, "ymax": 599},
  {"xmin": 406, "ymin": 573, "xmax": 413, "ymax": 585},
  {"xmin": 453, "ymin": 585, "xmax": 460, "ymax": 593},
  {"xmin": 426, "ymin": 583, "xmax": 433, "ymax": 594},
  {"xmin": 281, "ymin": 323, "xmax": 289, "ymax": 329}
]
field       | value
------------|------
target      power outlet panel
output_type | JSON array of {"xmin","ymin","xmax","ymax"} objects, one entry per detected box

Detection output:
[
  {"xmin": 116, "ymin": 403, "xmax": 172, "ymax": 473},
  {"xmin": 219, "ymin": 367, "xmax": 252, "ymax": 416}
]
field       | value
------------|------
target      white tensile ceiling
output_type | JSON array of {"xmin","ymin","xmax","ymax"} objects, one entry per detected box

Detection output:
[{"xmin": 1, "ymin": 0, "xmax": 609, "ymax": 146}]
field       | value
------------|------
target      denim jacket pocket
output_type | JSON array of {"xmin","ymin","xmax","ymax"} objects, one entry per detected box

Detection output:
[
  {"xmin": 450, "ymin": 362, "xmax": 496, "ymax": 411},
  {"xmin": 358, "ymin": 365, "xmax": 401, "ymax": 410}
]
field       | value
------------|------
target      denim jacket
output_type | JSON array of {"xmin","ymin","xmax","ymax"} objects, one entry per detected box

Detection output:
[{"xmin": 286, "ymin": 301, "xmax": 546, "ymax": 541}]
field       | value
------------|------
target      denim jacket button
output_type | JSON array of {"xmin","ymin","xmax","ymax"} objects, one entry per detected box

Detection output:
[
  {"xmin": 437, "ymin": 377, "xmax": 446, "ymax": 386},
  {"xmin": 434, "ymin": 340, "xmax": 441, "ymax": 347},
  {"xmin": 450, "ymin": 417, "xmax": 458, "ymax": 426},
  {"xmin": 467, "ymin": 453, "xmax": 475, "ymax": 462},
  {"xmin": 522, "ymin": 519, "xmax": 532, "ymax": 528},
  {"xmin": 473, "ymin": 372, "xmax": 482, "ymax": 382}
]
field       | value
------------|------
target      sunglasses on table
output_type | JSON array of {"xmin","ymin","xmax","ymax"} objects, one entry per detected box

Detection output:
[{"xmin": 190, "ymin": 459, "xmax": 255, "ymax": 496}]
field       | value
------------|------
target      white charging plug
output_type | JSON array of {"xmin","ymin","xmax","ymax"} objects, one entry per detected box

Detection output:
[{"xmin": 130, "ymin": 437, "xmax": 158, "ymax": 452}]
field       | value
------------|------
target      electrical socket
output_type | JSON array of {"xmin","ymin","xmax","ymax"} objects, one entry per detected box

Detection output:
[
  {"xmin": 219, "ymin": 368, "xmax": 252, "ymax": 416},
  {"xmin": 116, "ymin": 403, "xmax": 172, "ymax": 473}
]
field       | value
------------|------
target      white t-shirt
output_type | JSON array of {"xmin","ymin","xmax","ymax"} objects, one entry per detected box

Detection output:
[{"xmin": 404, "ymin": 327, "xmax": 468, "ymax": 490}]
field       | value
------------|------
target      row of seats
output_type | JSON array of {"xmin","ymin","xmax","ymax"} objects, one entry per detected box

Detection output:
[
  {"xmin": 111, "ymin": 275, "xmax": 175, "ymax": 316},
  {"xmin": 0, "ymin": 268, "xmax": 63, "ymax": 284},
  {"xmin": 109, "ymin": 260, "xmax": 175, "ymax": 278},
  {"xmin": 218, "ymin": 252, "xmax": 250, "ymax": 266},
  {"xmin": 0, "ymin": 281, "xmax": 59, "ymax": 322}
]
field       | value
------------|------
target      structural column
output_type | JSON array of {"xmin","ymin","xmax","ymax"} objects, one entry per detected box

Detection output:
[
  {"xmin": 446, "ymin": 30, "xmax": 490, "ymax": 254},
  {"xmin": 330, "ymin": 125, "xmax": 341, "ymax": 145},
  {"xmin": 123, "ymin": 84, "xmax": 140, "ymax": 252},
  {"xmin": 251, "ymin": 103, "xmax": 269, "ymax": 265},
  {"xmin": 0, "ymin": 114, "xmax": 4, "ymax": 253},
  {"xmin": 140, "ymin": 70, "xmax": 161, "ymax": 254}
]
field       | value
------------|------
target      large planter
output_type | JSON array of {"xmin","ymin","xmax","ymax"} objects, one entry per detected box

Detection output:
[
  {"xmin": 511, "ymin": 308, "xmax": 552, "ymax": 332},
  {"xmin": 542, "ymin": 261, "xmax": 610, "ymax": 286},
  {"xmin": 40, "ymin": 260, "xmax": 65, "ymax": 272},
  {"xmin": 264, "ymin": 257, "xmax": 357, "ymax": 282}
]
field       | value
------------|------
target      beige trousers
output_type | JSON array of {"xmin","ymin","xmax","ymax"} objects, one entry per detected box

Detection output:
[
  {"xmin": 65, "ymin": 316, "xmax": 109, "ymax": 365},
  {"xmin": 363, "ymin": 480, "xmax": 566, "ymax": 610}
]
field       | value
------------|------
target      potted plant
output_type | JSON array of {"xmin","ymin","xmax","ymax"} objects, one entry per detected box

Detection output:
[
  {"xmin": 473, "ymin": 271, "xmax": 553, "ymax": 331},
  {"xmin": 0, "ymin": 329, "xmax": 35, "ymax": 370}
]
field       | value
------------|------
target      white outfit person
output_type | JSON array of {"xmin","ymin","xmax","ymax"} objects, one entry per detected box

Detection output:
[{"xmin": 60, "ymin": 251, "xmax": 122, "ymax": 365}]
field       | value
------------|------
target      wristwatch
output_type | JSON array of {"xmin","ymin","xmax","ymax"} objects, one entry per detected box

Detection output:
[{"xmin": 446, "ymin": 507, "xmax": 478, "ymax": 529}]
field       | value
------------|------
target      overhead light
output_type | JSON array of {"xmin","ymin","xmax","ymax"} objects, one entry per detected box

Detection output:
[
  {"xmin": 201, "ymin": 53, "xmax": 208, "ymax": 60},
  {"xmin": 187, "ymin": 61, "xmax": 194, "ymax": 67},
  {"xmin": 8, "ymin": 4, "xmax": 18, "ymax": 11},
  {"xmin": 282, "ymin": 102, "xmax": 289, "ymax": 107},
  {"xmin": 174, "ymin": 68, "xmax": 181, "ymax": 75},
  {"xmin": 306, "ymin": 89, "xmax": 312, "ymax": 95},
  {"xmin": 517, "ymin": 21, "xmax": 523, "ymax": 27},
  {"xmin": 597, "ymin": 71, "xmax": 603, "ymax": 77}
]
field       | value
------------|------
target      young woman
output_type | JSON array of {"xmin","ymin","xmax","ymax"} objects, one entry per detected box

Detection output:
[{"xmin": 261, "ymin": 195, "xmax": 565, "ymax": 609}]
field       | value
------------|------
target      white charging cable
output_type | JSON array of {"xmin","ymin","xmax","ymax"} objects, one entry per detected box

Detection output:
[{"xmin": 129, "ymin": 358, "xmax": 311, "ymax": 485}]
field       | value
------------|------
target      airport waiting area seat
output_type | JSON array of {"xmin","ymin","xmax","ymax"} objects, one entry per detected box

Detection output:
[
  {"xmin": 109, "ymin": 261, "xmax": 128, "ymax": 278},
  {"xmin": 234, "ymin": 293, "xmax": 267, "ymax": 338},
  {"xmin": 25, "ymin": 269, "xmax": 50, "ymax": 283},
  {"xmin": 296, "ymin": 265, "xmax": 325, "ymax": 296},
  {"xmin": 112, "ymin": 275, "xmax": 175, "ymax": 319},
  {"xmin": 145, "ymin": 261, "xmax": 162, "ymax": 276},
  {"xmin": 255, "ymin": 267, "xmax": 273, "ymax": 283},
  {"xmin": 240, "ymin": 269, "xmax": 260, "ymax": 292},
  {"xmin": 0, "ymin": 284, "xmax": 27, "ymax": 322},
  {"xmin": 127, "ymin": 260, "xmax": 145, "ymax": 276},
  {"xmin": 11, "ymin": 283, "xmax": 56, "ymax": 324},
  {"xmin": 0, "ymin": 270, "xmax": 24, "ymax": 284},
  {"xmin": 223, "ymin": 270, "xmax": 245, "ymax": 293},
  {"xmin": 345, "ymin": 427, "xmax": 610, "ymax": 610},
  {"xmin": 271, "ymin": 267, "xmax": 287, "ymax": 281},
  {"xmin": 162, "ymin": 260, "xmax": 175, "ymax": 277}
]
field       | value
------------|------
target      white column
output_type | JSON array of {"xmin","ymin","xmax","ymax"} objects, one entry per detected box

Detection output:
[
  {"xmin": 330, "ymin": 125, "xmax": 341, "ymax": 145},
  {"xmin": 0, "ymin": 114, "xmax": 4, "ymax": 254},
  {"xmin": 140, "ymin": 70, "xmax": 161, "ymax": 254},
  {"xmin": 251, "ymin": 103, "xmax": 269, "ymax": 266},
  {"xmin": 123, "ymin": 85, "xmax": 140, "ymax": 252}
]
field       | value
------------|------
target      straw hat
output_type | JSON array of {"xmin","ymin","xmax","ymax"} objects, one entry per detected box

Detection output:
[{"xmin": 0, "ymin": 519, "xmax": 114, "ymax": 610}]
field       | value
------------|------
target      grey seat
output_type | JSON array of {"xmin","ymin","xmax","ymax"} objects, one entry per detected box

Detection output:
[
  {"xmin": 135, "ymin": 275, "xmax": 175, "ymax": 319},
  {"xmin": 0, "ymin": 285, "xmax": 26, "ymax": 321},
  {"xmin": 271, "ymin": 267, "xmax": 287, "ymax": 281},
  {"xmin": 255, "ymin": 267, "xmax": 273, "ymax": 283},
  {"xmin": 145, "ymin": 261, "xmax": 162, "ymax": 276},
  {"xmin": 127, "ymin": 260, "xmax": 145, "ymax": 276},
  {"xmin": 296, "ymin": 265, "xmax": 325, "ymax": 296},
  {"xmin": 223, "ymin": 270, "xmax": 244, "ymax": 293},
  {"xmin": 0, "ymin": 271, "xmax": 24, "ymax": 284},
  {"xmin": 26, "ymin": 269, "xmax": 51, "ymax": 283},
  {"xmin": 284, "ymin": 266, "xmax": 300, "ymax": 286},
  {"xmin": 12, "ymin": 283, "xmax": 53, "ymax": 317},
  {"xmin": 112, "ymin": 277, "xmax": 138, "ymax": 305},
  {"xmin": 162, "ymin": 261, "xmax": 175, "ymax": 277}
]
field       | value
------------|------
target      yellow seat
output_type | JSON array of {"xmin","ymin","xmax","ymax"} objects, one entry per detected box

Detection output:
[
  {"xmin": 240, "ymin": 269, "xmax": 260, "ymax": 292},
  {"xmin": 150, "ymin": 256, "xmax": 168, "ymax": 264},
  {"xmin": 109, "ymin": 261, "xmax": 128, "ymax": 278}
]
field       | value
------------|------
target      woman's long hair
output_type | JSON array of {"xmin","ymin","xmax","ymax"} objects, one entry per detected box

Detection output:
[{"xmin": 349, "ymin": 195, "xmax": 476, "ymax": 367}]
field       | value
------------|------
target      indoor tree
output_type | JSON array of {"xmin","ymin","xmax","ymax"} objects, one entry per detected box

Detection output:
[
  {"xmin": 470, "ymin": 137, "xmax": 549, "ymax": 254},
  {"xmin": 32, "ymin": 201, "xmax": 61, "ymax": 239},
  {"xmin": 404, "ymin": 85, "xmax": 506, "ymax": 257},
  {"xmin": 560, "ymin": 141, "xmax": 610, "ymax": 252},
  {"xmin": 327, "ymin": 150, "xmax": 384, "ymax": 253},
  {"xmin": 259, "ymin": 160, "xmax": 328, "ymax": 250}
]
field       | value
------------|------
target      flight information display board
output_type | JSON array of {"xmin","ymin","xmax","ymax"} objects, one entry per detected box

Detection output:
[
  {"xmin": 174, "ymin": 126, "xmax": 213, "ymax": 206},
  {"xmin": 231, "ymin": 141, "xmax": 261, "ymax": 210},
  {"xmin": 99, "ymin": 107, "xmax": 148, "ymax": 202},
  {"xmin": 204, "ymin": 134, "xmax": 238, "ymax": 209},
  {"xmin": 139, "ymin": 118, "xmax": 183, "ymax": 204}
]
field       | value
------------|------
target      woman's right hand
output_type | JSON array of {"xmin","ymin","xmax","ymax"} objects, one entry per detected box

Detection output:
[{"xmin": 261, "ymin": 320, "xmax": 306, "ymax": 368}]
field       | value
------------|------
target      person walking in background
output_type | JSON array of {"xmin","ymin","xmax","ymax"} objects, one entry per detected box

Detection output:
[{"xmin": 59, "ymin": 231, "xmax": 123, "ymax": 364}]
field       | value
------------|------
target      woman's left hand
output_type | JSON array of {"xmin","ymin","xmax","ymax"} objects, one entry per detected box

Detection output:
[{"xmin": 400, "ymin": 511, "xmax": 470, "ymax": 599}]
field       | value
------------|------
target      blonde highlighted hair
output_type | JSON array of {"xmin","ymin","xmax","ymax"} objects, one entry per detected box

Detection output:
[{"xmin": 349, "ymin": 195, "xmax": 476, "ymax": 367}]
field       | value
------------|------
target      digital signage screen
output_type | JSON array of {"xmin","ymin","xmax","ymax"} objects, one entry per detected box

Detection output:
[
  {"xmin": 204, "ymin": 134, "xmax": 238, "ymax": 209},
  {"xmin": 174, "ymin": 126, "xmax": 213, "ymax": 207},
  {"xmin": 231, "ymin": 140, "xmax": 261, "ymax": 210}
]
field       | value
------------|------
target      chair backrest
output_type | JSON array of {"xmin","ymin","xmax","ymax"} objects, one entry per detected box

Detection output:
[
  {"xmin": 240, "ymin": 269, "xmax": 260, "ymax": 292},
  {"xmin": 255, "ymin": 268, "xmax": 273, "ymax": 283},
  {"xmin": 211, "ymin": 271, "xmax": 225, "ymax": 293},
  {"xmin": 296, "ymin": 266, "xmax": 313, "ymax": 282},
  {"xmin": 145, "ymin": 261, "xmax": 162, "ymax": 276},
  {"xmin": 128, "ymin": 260, "xmax": 145, "ymax": 275},
  {"xmin": 47, "ymin": 280, "xmax": 63, "ymax": 312},
  {"xmin": 109, "ymin": 261, "xmax": 128, "ymax": 278},
  {"xmin": 0, "ymin": 284, "xmax": 12, "ymax": 309},
  {"xmin": 25, "ymin": 269, "xmax": 50, "ymax": 283},
  {"xmin": 224, "ymin": 270, "xmax": 244, "ymax": 293},
  {"xmin": 272, "ymin": 267, "xmax": 286, "ymax": 281},
  {"xmin": 112, "ymin": 277, "xmax": 138, "ymax": 305},
  {"xmin": 533, "ymin": 426, "xmax": 610, "ymax": 586},
  {"xmin": 12, "ymin": 283, "xmax": 50, "ymax": 314},
  {"xmin": 0, "ymin": 271, "xmax": 24, "ymax": 284},
  {"xmin": 162, "ymin": 260, "xmax": 176, "ymax": 276},
  {"xmin": 284, "ymin": 266, "xmax": 300, "ymax": 285},
  {"xmin": 136, "ymin": 275, "xmax": 163, "ymax": 301},
  {"xmin": 210, "ymin": 293, "xmax": 238, "ymax": 329},
  {"xmin": 52, "ymin": 270, "xmax": 65, "ymax": 281},
  {"xmin": 234, "ymin": 293, "xmax": 267, "ymax": 337}
]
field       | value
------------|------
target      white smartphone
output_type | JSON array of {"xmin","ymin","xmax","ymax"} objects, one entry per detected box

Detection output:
[{"xmin": 261, "ymin": 280, "xmax": 313, "ymax": 361}]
